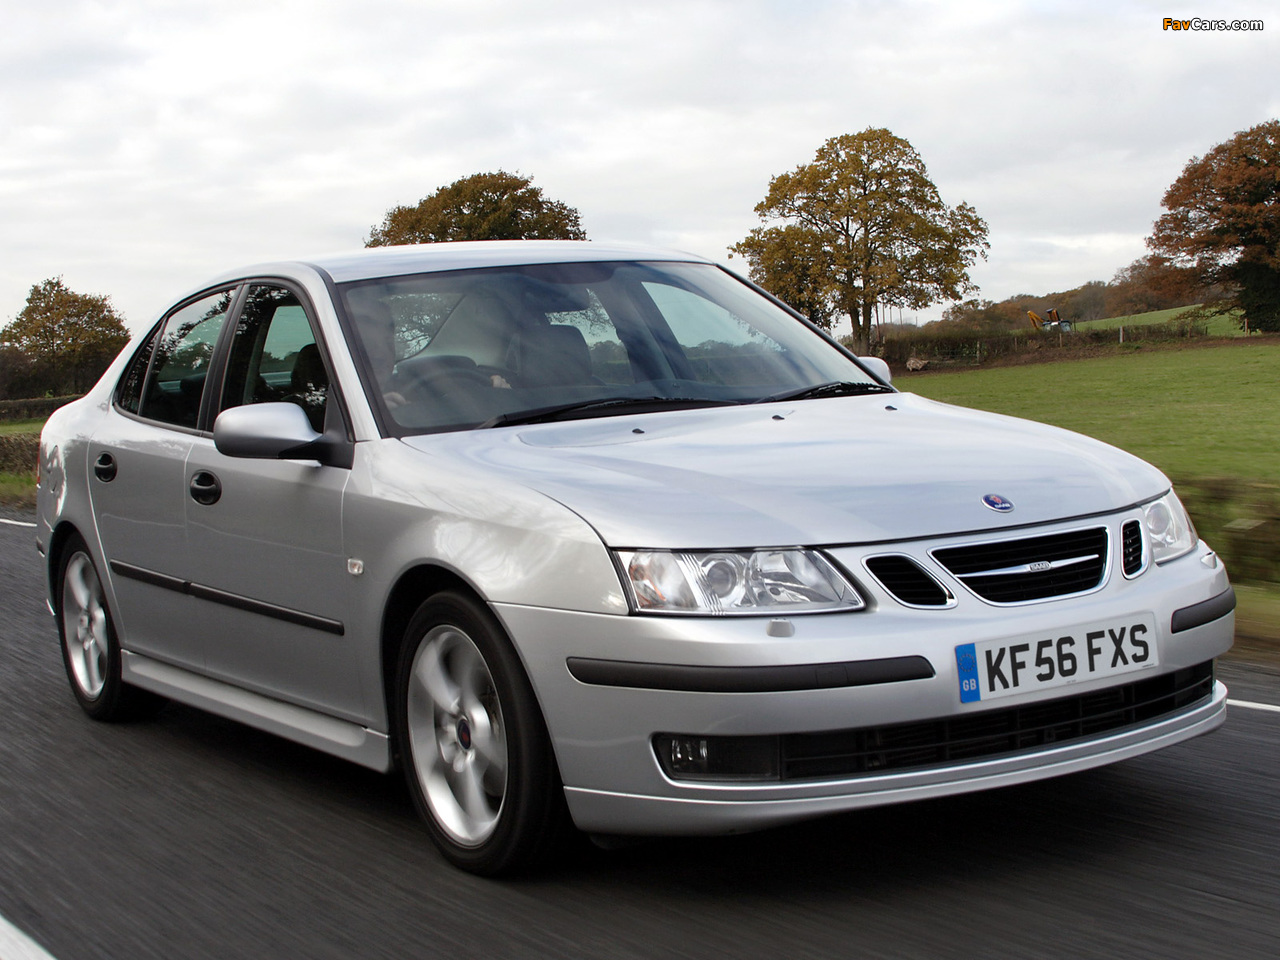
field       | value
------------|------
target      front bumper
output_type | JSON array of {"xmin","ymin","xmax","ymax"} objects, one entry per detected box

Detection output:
[
  {"xmin": 564, "ymin": 680, "xmax": 1227, "ymax": 834},
  {"xmin": 496, "ymin": 536, "xmax": 1233, "ymax": 836}
]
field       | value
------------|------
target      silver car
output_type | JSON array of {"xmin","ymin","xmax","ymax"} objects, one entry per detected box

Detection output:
[{"xmin": 37, "ymin": 241, "xmax": 1235, "ymax": 875}]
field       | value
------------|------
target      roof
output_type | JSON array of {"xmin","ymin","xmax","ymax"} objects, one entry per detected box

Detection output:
[{"xmin": 209, "ymin": 240, "xmax": 713, "ymax": 287}]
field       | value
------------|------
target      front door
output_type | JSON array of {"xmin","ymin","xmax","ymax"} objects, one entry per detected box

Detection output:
[{"xmin": 180, "ymin": 283, "xmax": 366, "ymax": 722}]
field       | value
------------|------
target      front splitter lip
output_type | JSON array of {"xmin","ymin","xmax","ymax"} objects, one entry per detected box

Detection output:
[{"xmin": 563, "ymin": 681, "xmax": 1228, "ymax": 836}]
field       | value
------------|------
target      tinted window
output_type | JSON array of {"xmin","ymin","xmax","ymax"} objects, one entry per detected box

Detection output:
[
  {"xmin": 221, "ymin": 285, "xmax": 328, "ymax": 432},
  {"xmin": 136, "ymin": 289, "xmax": 235, "ymax": 428},
  {"xmin": 115, "ymin": 333, "xmax": 156, "ymax": 415}
]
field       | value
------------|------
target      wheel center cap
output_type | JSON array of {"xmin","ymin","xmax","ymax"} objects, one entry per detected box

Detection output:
[{"xmin": 456, "ymin": 717, "xmax": 472, "ymax": 750}]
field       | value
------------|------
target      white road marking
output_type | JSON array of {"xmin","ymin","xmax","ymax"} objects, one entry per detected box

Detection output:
[
  {"xmin": 1229, "ymin": 698, "xmax": 1280, "ymax": 715},
  {"xmin": 0, "ymin": 519, "xmax": 36, "ymax": 528},
  {"xmin": 0, "ymin": 914, "xmax": 57, "ymax": 960}
]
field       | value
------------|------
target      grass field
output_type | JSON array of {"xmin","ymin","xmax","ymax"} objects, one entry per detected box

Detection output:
[
  {"xmin": 0, "ymin": 472, "xmax": 34, "ymax": 505},
  {"xmin": 899, "ymin": 341, "xmax": 1279, "ymax": 484},
  {"xmin": 1074, "ymin": 304, "xmax": 1243, "ymax": 337},
  {"xmin": 0, "ymin": 418, "xmax": 46, "ymax": 436},
  {"xmin": 0, "ymin": 418, "xmax": 41, "ymax": 506}
]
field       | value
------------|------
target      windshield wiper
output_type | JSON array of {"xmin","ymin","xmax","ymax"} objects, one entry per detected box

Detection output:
[
  {"xmin": 477, "ymin": 396, "xmax": 738, "ymax": 428},
  {"xmin": 754, "ymin": 380, "xmax": 894, "ymax": 404}
]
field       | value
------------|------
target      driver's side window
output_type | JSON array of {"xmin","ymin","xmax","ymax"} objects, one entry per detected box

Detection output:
[{"xmin": 220, "ymin": 285, "xmax": 329, "ymax": 432}]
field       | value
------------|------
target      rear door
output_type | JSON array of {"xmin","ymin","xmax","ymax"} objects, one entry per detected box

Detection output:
[{"xmin": 87, "ymin": 287, "xmax": 238, "ymax": 669}]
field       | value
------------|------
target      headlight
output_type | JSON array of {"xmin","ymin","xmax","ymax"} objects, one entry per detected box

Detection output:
[
  {"xmin": 615, "ymin": 548, "xmax": 864, "ymax": 616},
  {"xmin": 1142, "ymin": 491, "xmax": 1197, "ymax": 564}
]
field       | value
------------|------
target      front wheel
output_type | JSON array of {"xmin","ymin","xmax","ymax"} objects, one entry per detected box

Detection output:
[{"xmin": 395, "ymin": 592, "xmax": 568, "ymax": 875}]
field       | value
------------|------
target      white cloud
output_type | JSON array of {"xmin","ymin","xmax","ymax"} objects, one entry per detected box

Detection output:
[{"xmin": 0, "ymin": 0, "xmax": 1276, "ymax": 330}]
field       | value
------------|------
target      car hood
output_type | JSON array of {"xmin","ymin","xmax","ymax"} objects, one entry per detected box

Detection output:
[{"xmin": 400, "ymin": 393, "xmax": 1169, "ymax": 548}]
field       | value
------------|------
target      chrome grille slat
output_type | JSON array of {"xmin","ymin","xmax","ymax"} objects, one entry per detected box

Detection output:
[
  {"xmin": 933, "ymin": 527, "xmax": 1110, "ymax": 604},
  {"xmin": 957, "ymin": 553, "xmax": 1100, "ymax": 579}
]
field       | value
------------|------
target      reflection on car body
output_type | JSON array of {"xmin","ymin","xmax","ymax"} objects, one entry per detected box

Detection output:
[{"xmin": 36, "ymin": 241, "xmax": 1234, "ymax": 875}]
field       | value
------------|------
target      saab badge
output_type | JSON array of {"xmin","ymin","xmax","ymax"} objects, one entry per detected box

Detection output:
[{"xmin": 982, "ymin": 494, "xmax": 1014, "ymax": 513}]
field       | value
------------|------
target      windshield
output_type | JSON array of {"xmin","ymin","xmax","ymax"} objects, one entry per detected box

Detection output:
[{"xmin": 338, "ymin": 260, "xmax": 881, "ymax": 435}]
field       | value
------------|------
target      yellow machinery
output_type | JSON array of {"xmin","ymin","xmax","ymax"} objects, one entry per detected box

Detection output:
[{"xmin": 1027, "ymin": 308, "xmax": 1071, "ymax": 332}]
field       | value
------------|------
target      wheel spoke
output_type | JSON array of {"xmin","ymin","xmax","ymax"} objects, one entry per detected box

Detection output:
[
  {"xmin": 84, "ymin": 642, "xmax": 103, "ymax": 692},
  {"xmin": 468, "ymin": 709, "xmax": 506, "ymax": 778},
  {"xmin": 89, "ymin": 607, "xmax": 108, "ymax": 649},
  {"xmin": 413, "ymin": 638, "xmax": 461, "ymax": 714},
  {"xmin": 453, "ymin": 642, "xmax": 487, "ymax": 700},
  {"xmin": 453, "ymin": 761, "xmax": 494, "ymax": 828},
  {"xmin": 68, "ymin": 557, "xmax": 93, "ymax": 612}
]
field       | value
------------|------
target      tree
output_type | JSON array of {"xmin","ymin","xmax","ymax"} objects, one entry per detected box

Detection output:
[
  {"xmin": 367, "ymin": 170, "xmax": 587, "ymax": 246},
  {"xmin": 0, "ymin": 345, "xmax": 35, "ymax": 401},
  {"xmin": 1104, "ymin": 254, "xmax": 1203, "ymax": 317},
  {"xmin": 1, "ymin": 277, "xmax": 130, "ymax": 394},
  {"xmin": 1148, "ymin": 120, "xmax": 1280, "ymax": 332},
  {"xmin": 732, "ymin": 129, "xmax": 989, "ymax": 351},
  {"xmin": 732, "ymin": 224, "xmax": 836, "ymax": 328},
  {"xmin": 939, "ymin": 298, "xmax": 1025, "ymax": 331},
  {"xmin": 1057, "ymin": 280, "xmax": 1108, "ymax": 324}
]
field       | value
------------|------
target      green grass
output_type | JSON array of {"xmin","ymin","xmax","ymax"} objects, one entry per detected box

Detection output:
[
  {"xmin": 0, "ymin": 418, "xmax": 46, "ymax": 436},
  {"xmin": 898, "ymin": 341, "xmax": 1280, "ymax": 484},
  {"xmin": 1074, "ymin": 304, "xmax": 1243, "ymax": 337},
  {"xmin": 0, "ymin": 471, "xmax": 35, "ymax": 506},
  {"xmin": 1232, "ymin": 584, "xmax": 1280, "ymax": 657},
  {"xmin": 0, "ymin": 419, "xmax": 42, "ymax": 505}
]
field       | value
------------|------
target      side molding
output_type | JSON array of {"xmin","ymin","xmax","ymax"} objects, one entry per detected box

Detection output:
[{"xmin": 122, "ymin": 651, "xmax": 391, "ymax": 772}]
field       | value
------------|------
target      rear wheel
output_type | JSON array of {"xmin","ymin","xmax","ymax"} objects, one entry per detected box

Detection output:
[
  {"xmin": 56, "ymin": 534, "xmax": 163, "ymax": 721},
  {"xmin": 395, "ymin": 592, "xmax": 567, "ymax": 875}
]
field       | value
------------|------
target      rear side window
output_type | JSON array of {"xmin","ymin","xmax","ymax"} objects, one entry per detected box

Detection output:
[
  {"xmin": 115, "ymin": 335, "xmax": 156, "ymax": 415},
  {"xmin": 134, "ymin": 289, "xmax": 235, "ymax": 428}
]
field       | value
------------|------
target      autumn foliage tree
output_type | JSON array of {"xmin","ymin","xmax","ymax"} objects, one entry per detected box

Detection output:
[
  {"xmin": 1, "ymin": 277, "xmax": 130, "ymax": 394},
  {"xmin": 733, "ymin": 224, "xmax": 836, "ymax": 328},
  {"xmin": 1149, "ymin": 120, "xmax": 1280, "ymax": 331},
  {"xmin": 367, "ymin": 171, "xmax": 587, "ymax": 246},
  {"xmin": 1103, "ymin": 254, "xmax": 1203, "ymax": 317},
  {"xmin": 733, "ymin": 129, "xmax": 989, "ymax": 351},
  {"xmin": 939, "ymin": 298, "xmax": 1026, "ymax": 330}
]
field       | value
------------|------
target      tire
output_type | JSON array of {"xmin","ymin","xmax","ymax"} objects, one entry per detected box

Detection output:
[
  {"xmin": 56, "ymin": 534, "xmax": 164, "ymax": 722},
  {"xmin": 395, "ymin": 591, "xmax": 568, "ymax": 875}
]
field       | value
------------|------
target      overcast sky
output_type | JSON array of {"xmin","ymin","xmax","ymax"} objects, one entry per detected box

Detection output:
[{"xmin": 2, "ymin": 0, "xmax": 1277, "ymax": 334}]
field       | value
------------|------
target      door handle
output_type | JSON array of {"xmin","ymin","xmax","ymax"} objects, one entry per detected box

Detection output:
[
  {"xmin": 189, "ymin": 471, "xmax": 222, "ymax": 506},
  {"xmin": 93, "ymin": 452, "xmax": 117, "ymax": 482}
]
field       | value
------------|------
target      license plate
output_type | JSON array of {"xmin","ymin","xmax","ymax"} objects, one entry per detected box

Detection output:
[{"xmin": 955, "ymin": 613, "xmax": 1159, "ymax": 703}]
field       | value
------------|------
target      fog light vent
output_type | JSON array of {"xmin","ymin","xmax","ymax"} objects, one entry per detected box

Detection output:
[{"xmin": 654, "ymin": 734, "xmax": 780, "ymax": 781}]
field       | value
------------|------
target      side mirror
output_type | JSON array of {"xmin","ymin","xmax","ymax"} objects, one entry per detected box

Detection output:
[
  {"xmin": 214, "ymin": 402, "xmax": 325, "ymax": 461},
  {"xmin": 858, "ymin": 356, "xmax": 892, "ymax": 384}
]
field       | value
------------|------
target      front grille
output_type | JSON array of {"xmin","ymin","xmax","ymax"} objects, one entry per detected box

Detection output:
[
  {"xmin": 779, "ymin": 662, "xmax": 1214, "ymax": 781},
  {"xmin": 865, "ymin": 555, "xmax": 953, "ymax": 607},
  {"xmin": 932, "ymin": 527, "xmax": 1109, "ymax": 603},
  {"xmin": 1122, "ymin": 519, "xmax": 1144, "ymax": 576}
]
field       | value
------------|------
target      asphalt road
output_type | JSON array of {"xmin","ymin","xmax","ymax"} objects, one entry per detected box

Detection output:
[{"xmin": 1, "ymin": 508, "xmax": 1278, "ymax": 960}]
